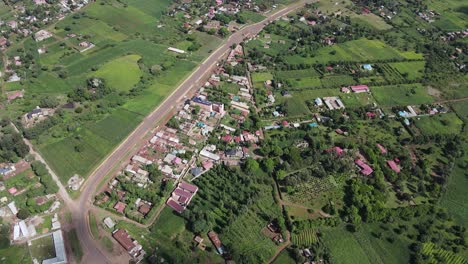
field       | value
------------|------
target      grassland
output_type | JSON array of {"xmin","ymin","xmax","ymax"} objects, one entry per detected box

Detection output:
[
  {"xmin": 89, "ymin": 212, "xmax": 99, "ymax": 239},
  {"xmin": 0, "ymin": 245, "xmax": 32, "ymax": 264},
  {"xmin": 414, "ymin": 113, "xmax": 463, "ymax": 135},
  {"xmin": 66, "ymin": 229, "xmax": 83, "ymax": 262},
  {"xmin": 272, "ymin": 250, "xmax": 296, "ymax": 264},
  {"xmin": 38, "ymin": 109, "xmax": 143, "ymax": 182},
  {"xmin": 101, "ymin": 237, "xmax": 114, "ymax": 252},
  {"xmin": 322, "ymin": 225, "xmax": 410, "ymax": 264},
  {"xmin": 451, "ymin": 101, "xmax": 468, "ymax": 125},
  {"xmin": 428, "ymin": 0, "xmax": 468, "ymax": 31},
  {"xmin": 29, "ymin": 235, "xmax": 56, "ymax": 262},
  {"xmin": 92, "ymin": 55, "xmax": 143, "ymax": 91},
  {"xmin": 386, "ymin": 61, "xmax": 426, "ymax": 80},
  {"xmin": 285, "ymin": 38, "xmax": 423, "ymax": 65},
  {"xmin": 372, "ymin": 84, "xmax": 434, "ymax": 106},
  {"xmin": 440, "ymin": 151, "xmax": 468, "ymax": 225}
]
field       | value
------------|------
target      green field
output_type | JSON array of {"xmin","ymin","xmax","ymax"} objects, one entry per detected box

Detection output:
[
  {"xmin": 92, "ymin": 54, "xmax": 143, "ymax": 91},
  {"xmin": 0, "ymin": 244, "xmax": 32, "ymax": 264},
  {"xmin": 386, "ymin": 61, "xmax": 426, "ymax": 80},
  {"xmin": 372, "ymin": 84, "xmax": 434, "ymax": 106},
  {"xmin": 322, "ymin": 226, "xmax": 410, "ymax": 264},
  {"xmin": 451, "ymin": 101, "xmax": 468, "ymax": 124},
  {"xmin": 414, "ymin": 113, "xmax": 463, "ymax": 135},
  {"xmin": 38, "ymin": 109, "xmax": 143, "ymax": 182},
  {"xmin": 272, "ymin": 250, "xmax": 296, "ymax": 264},
  {"xmin": 428, "ymin": 0, "xmax": 468, "ymax": 31},
  {"xmin": 66, "ymin": 229, "xmax": 83, "ymax": 262},
  {"xmin": 292, "ymin": 229, "xmax": 319, "ymax": 246},
  {"xmin": 285, "ymin": 39, "xmax": 423, "ymax": 65},
  {"xmin": 440, "ymin": 152, "xmax": 468, "ymax": 225},
  {"xmin": 29, "ymin": 235, "xmax": 56, "ymax": 262}
]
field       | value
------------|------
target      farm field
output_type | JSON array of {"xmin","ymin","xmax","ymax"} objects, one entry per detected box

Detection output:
[
  {"xmin": 421, "ymin": 243, "xmax": 468, "ymax": 264},
  {"xmin": 284, "ymin": 38, "xmax": 423, "ymax": 65},
  {"xmin": 317, "ymin": 0, "xmax": 391, "ymax": 30},
  {"xmin": 385, "ymin": 61, "xmax": 426, "ymax": 81},
  {"xmin": 291, "ymin": 228, "xmax": 318, "ymax": 246},
  {"xmin": 281, "ymin": 174, "xmax": 344, "ymax": 210},
  {"xmin": 322, "ymin": 225, "xmax": 410, "ymax": 264},
  {"xmin": 414, "ymin": 113, "xmax": 463, "ymax": 135},
  {"xmin": 37, "ymin": 108, "xmax": 143, "ymax": 182},
  {"xmin": 428, "ymin": 0, "xmax": 468, "ymax": 31},
  {"xmin": 4, "ymin": 0, "xmax": 217, "ymax": 183},
  {"xmin": 440, "ymin": 151, "xmax": 468, "ymax": 225},
  {"xmin": 372, "ymin": 84, "xmax": 434, "ymax": 106},
  {"xmin": 451, "ymin": 101, "xmax": 468, "ymax": 124}
]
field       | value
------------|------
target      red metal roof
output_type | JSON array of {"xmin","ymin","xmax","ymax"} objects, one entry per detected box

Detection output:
[
  {"xmin": 166, "ymin": 198, "xmax": 185, "ymax": 214},
  {"xmin": 178, "ymin": 182, "xmax": 198, "ymax": 193},
  {"xmin": 113, "ymin": 229, "xmax": 136, "ymax": 252},
  {"xmin": 208, "ymin": 231, "xmax": 222, "ymax": 249},
  {"xmin": 387, "ymin": 160, "xmax": 401, "ymax": 173}
]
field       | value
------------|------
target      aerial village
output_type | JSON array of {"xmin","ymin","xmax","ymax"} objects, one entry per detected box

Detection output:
[{"xmin": 92, "ymin": 31, "xmax": 457, "ymax": 260}]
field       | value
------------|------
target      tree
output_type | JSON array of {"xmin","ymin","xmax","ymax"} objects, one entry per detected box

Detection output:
[
  {"xmin": 262, "ymin": 158, "xmax": 275, "ymax": 174},
  {"xmin": 244, "ymin": 159, "xmax": 259, "ymax": 174},
  {"xmin": 17, "ymin": 209, "xmax": 30, "ymax": 220},
  {"xmin": 191, "ymin": 219, "xmax": 209, "ymax": 234},
  {"xmin": 39, "ymin": 96, "xmax": 59, "ymax": 108},
  {"xmin": 219, "ymin": 27, "xmax": 229, "ymax": 37}
]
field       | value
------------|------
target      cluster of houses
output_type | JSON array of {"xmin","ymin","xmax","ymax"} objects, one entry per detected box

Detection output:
[
  {"xmin": 166, "ymin": 181, "xmax": 198, "ymax": 214},
  {"xmin": 174, "ymin": 0, "xmax": 265, "ymax": 35},
  {"xmin": 416, "ymin": 10, "xmax": 438, "ymax": 23}
]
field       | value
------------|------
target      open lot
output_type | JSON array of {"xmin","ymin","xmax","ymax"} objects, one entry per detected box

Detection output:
[
  {"xmin": 372, "ymin": 84, "xmax": 434, "ymax": 106},
  {"xmin": 322, "ymin": 225, "xmax": 410, "ymax": 264},
  {"xmin": 29, "ymin": 235, "xmax": 56, "ymax": 262},
  {"xmin": 284, "ymin": 38, "xmax": 423, "ymax": 65},
  {"xmin": 414, "ymin": 113, "xmax": 463, "ymax": 135},
  {"xmin": 91, "ymin": 55, "xmax": 143, "ymax": 92}
]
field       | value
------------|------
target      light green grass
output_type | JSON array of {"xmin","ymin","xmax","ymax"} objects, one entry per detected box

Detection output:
[
  {"xmin": 101, "ymin": 236, "xmax": 114, "ymax": 252},
  {"xmin": 0, "ymin": 244, "xmax": 32, "ymax": 264},
  {"xmin": 387, "ymin": 61, "xmax": 426, "ymax": 80},
  {"xmin": 272, "ymin": 250, "xmax": 296, "ymax": 264},
  {"xmin": 285, "ymin": 38, "xmax": 423, "ymax": 65},
  {"xmin": 67, "ymin": 229, "xmax": 83, "ymax": 262},
  {"xmin": 322, "ymin": 225, "xmax": 410, "ymax": 264},
  {"xmin": 89, "ymin": 212, "xmax": 99, "ymax": 239},
  {"xmin": 440, "ymin": 151, "xmax": 468, "ymax": 225},
  {"xmin": 39, "ymin": 108, "xmax": 142, "ymax": 183},
  {"xmin": 85, "ymin": 2, "xmax": 155, "ymax": 36},
  {"xmin": 252, "ymin": 72, "xmax": 273, "ymax": 83},
  {"xmin": 414, "ymin": 113, "xmax": 463, "ymax": 135},
  {"xmin": 29, "ymin": 235, "xmax": 56, "ymax": 262},
  {"xmin": 152, "ymin": 207, "xmax": 186, "ymax": 237},
  {"xmin": 92, "ymin": 54, "xmax": 142, "ymax": 91},
  {"xmin": 372, "ymin": 84, "xmax": 434, "ymax": 106}
]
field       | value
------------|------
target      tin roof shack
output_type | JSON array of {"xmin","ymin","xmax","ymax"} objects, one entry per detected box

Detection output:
[{"xmin": 208, "ymin": 231, "xmax": 225, "ymax": 254}]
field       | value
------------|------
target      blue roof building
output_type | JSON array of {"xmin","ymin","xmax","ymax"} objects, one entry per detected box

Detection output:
[{"xmin": 362, "ymin": 64, "xmax": 373, "ymax": 71}]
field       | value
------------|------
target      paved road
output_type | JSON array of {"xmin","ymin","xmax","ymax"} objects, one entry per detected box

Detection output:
[{"xmin": 70, "ymin": 1, "xmax": 313, "ymax": 263}]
